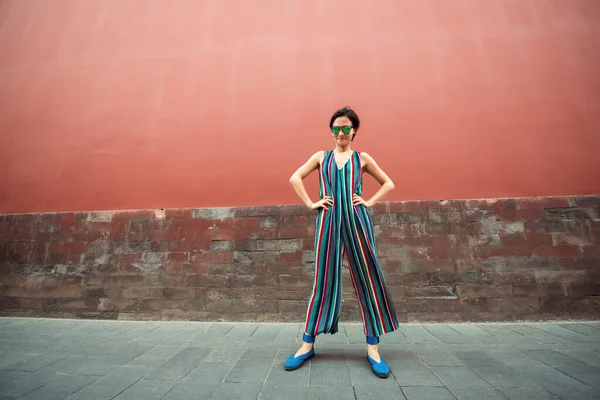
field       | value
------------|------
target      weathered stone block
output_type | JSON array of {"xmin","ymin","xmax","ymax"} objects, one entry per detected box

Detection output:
[
  {"xmin": 456, "ymin": 285, "xmax": 510, "ymax": 298},
  {"xmin": 193, "ymin": 208, "xmax": 235, "ymax": 219},
  {"xmin": 405, "ymin": 286, "xmax": 456, "ymax": 299}
]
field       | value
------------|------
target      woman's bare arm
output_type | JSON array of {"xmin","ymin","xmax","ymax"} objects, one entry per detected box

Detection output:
[
  {"xmin": 289, "ymin": 151, "xmax": 322, "ymax": 207},
  {"xmin": 359, "ymin": 152, "xmax": 395, "ymax": 206}
]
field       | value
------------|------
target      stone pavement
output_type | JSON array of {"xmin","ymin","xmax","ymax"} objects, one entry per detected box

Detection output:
[{"xmin": 0, "ymin": 318, "xmax": 599, "ymax": 400}]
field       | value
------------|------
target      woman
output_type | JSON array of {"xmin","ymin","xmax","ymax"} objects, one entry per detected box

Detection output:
[{"xmin": 285, "ymin": 106, "xmax": 399, "ymax": 378}]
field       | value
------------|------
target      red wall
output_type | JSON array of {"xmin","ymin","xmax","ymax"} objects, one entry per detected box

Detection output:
[{"xmin": 1, "ymin": 0, "xmax": 599, "ymax": 214}]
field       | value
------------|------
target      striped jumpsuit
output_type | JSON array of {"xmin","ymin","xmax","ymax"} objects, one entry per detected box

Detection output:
[{"xmin": 304, "ymin": 150, "xmax": 399, "ymax": 341}]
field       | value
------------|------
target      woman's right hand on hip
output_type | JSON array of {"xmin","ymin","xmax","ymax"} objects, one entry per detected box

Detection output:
[{"xmin": 308, "ymin": 196, "xmax": 334, "ymax": 211}]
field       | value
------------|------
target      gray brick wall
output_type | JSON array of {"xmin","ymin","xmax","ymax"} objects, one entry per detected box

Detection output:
[{"xmin": 0, "ymin": 195, "xmax": 599, "ymax": 321}]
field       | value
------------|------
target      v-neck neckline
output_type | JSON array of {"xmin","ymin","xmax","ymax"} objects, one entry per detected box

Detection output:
[{"xmin": 332, "ymin": 150, "xmax": 354, "ymax": 170}]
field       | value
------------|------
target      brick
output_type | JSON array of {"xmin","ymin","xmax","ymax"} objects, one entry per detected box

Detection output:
[
  {"xmin": 501, "ymin": 221, "xmax": 525, "ymax": 234},
  {"xmin": 455, "ymin": 258, "xmax": 483, "ymax": 271},
  {"xmin": 256, "ymin": 239, "xmax": 302, "ymax": 251},
  {"xmin": 558, "ymin": 257, "xmax": 600, "ymax": 270},
  {"xmin": 109, "ymin": 220, "xmax": 128, "ymax": 241},
  {"xmin": 533, "ymin": 270, "xmax": 587, "ymax": 284},
  {"xmin": 512, "ymin": 284, "xmax": 563, "ymax": 297},
  {"xmin": 168, "ymin": 235, "xmax": 210, "ymax": 252},
  {"xmin": 581, "ymin": 245, "xmax": 600, "ymax": 257},
  {"xmin": 421, "ymin": 234, "xmax": 452, "ymax": 248},
  {"xmin": 210, "ymin": 240, "xmax": 235, "ymax": 252},
  {"xmin": 456, "ymin": 285, "xmax": 510, "ymax": 298},
  {"xmin": 384, "ymin": 245, "xmax": 428, "ymax": 261},
  {"xmin": 249, "ymin": 228, "xmax": 277, "ymax": 239},
  {"xmin": 499, "ymin": 233, "xmax": 528, "ymax": 247},
  {"xmin": 384, "ymin": 272, "xmax": 428, "ymax": 286},
  {"xmin": 234, "ymin": 206, "xmax": 280, "ymax": 217},
  {"xmin": 563, "ymin": 283, "xmax": 600, "ymax": 297},
  {"xmin": 209, "ymin": 263, "xmax": 254, "ymax": 275},
  {"xmin": 552, "ymin": 232, "xmax": 592, "ymax": 246},
  {"xmin": 404, "ymin": 286, "xmax": 456, "ymax": 298},
  {"xmin": 193, "ymin": 208, "xmax": 235, "ymax": 219},
  {"xmin": 432, "ymin": 298, "xmax": 486, "ymax": 314},
  {"xmin": 141, "ymin": 252, "xmax": 168, "ymax": 264},
  {"xmin": 539, "ymin": 297, "xmax": 600, "ymax": 316},
  {"xmin": 164, "ymin": 209, "xmax": 193, "ymax": 219},
  {"xmin": 121, "ymin": 287, "xmax": 165, "ymax": 299},
  {"xmin": 191, "ymin": 251, "xmax": 234, "ymax": 265},
  {"xmin": 495, "ymin": 209, "xmax": 522, "ymax": 222},
  {"xmin": 505, "ymin": 257, "xmax": 559, "ymax": 270},
  {"xmin": 301, "ymin": 239, "xmax": 314, "ymax": 250},
  {"xmin": 437, "ymin": 200, "xmax": 465, "ymax": 210},
  {"xmin": 277, "ymin": 251, "xmax": 302, "ymax": 263},
  {"xmin": 279, "ymin": 204, "xmax": 307, "ymax": 216},
  {"xmin": 397, "ymin": 260, "xmax": 455, "ymax": 273},
  {"xmin": 546, "ymin": 207, "xmax": 598, "ymax": 221},
  {"xmin": 89, "ymin": 211, "xmax": 112, "ymax": 222},
  {"xmin": 400, "ymin": 211, "xmax": 424, "ymax": 225},
  {"xmin": 467, "ymin": 234, "xmax": 501, "ymax": 247},
  {"xmin": 568, "ymin": 195, "xmax": 600, "ymax": 207},
  {"xmin": 408, "ymin": 312, "xmax": 463, "ymax": 322},
  {"xmin": 478, "ymin": 245, "xmax": 531, "ymax": 258},
  {"xmin": 378, "ymin": 235, "xmax": 424, "ymax": 247},
  {"xmin": 463, "ymin": 198, "xmax": 518, "ymax": 210},
  {"xmin": 464, "ymin": 212, "xmax": 501, "ymax": 234},
  {"xmin": 277, "ymin": 227, "xmax": 313, "ymax": 239},
  {"xmin": 428, "ymin": 272, "xmax": 482, "ymax": 285},
  {"xmin": 420, "ymin": 200, "xmax": 444, "ymax": 210},
  {"xmin": 291, "ymin": 216, "xmax": 307, "ymax": 226},
  {"xmin": 532, "ymin": 245, "xmax": 581, "ymax": 258},
  {"xmin": 481, "ymin": 271, "xmax": 536, "ymax": 285},
  {"xmin": 518, "ymin": 197, "xmax": 569, "ymax": 210},
  {"xmin": 423, "ymin": 209, "xmax": 444, "ymax": 224},
  {"xmin": 113, "ymin": 241, "xmax": 150, "ymax": 254},
  {"xmin": 387, "ymin": 201, "xmax": 421, "ymax": 212},
  {"xmin": 258, "ymin": 217, "xmax": 278, "ymax": 228},
  {"xmin": 375, "ymin": 225, "xmax": 412, "ymax": 237},
  {"xmin": 233, "ymin": 251, "xmax": 278, "ymax": 264},
  {"xmin": 486, "ymin": 298, "xmax": 540, "ymax": 314}
]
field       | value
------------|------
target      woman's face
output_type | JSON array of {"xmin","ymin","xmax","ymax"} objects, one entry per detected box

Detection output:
[{"xmin": 331, "ymin": 116, "xmax": 355, "ymax": 144}]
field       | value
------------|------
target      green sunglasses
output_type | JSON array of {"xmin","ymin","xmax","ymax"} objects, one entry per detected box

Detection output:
[{"xmin": 331, "ymin": 125, "xmax": 353, "ymax": 134}]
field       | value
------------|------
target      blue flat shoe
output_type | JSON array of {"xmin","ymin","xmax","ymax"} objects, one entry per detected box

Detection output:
[
  {"xmin": 284, "ymin": 348, "xmax": 315, "ymax": 371},
  {"xmin": 367, "ymin": 354, "xmax": 390, "ymax": 378}
]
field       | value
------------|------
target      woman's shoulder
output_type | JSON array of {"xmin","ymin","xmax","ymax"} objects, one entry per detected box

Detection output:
[{"xmin": 357, "ymin": 151, "xmax": 376, "ymax": 167}]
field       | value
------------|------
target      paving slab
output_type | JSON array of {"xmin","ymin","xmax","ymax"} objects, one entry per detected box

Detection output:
[{"xmin": 1, "ymin": 318, "xmax": 599, "ymax": 400}]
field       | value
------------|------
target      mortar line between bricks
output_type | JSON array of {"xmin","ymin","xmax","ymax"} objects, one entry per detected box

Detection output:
[
  {"xmin": 420, "ymin": 325, "xmax": 452, "ymax": 344},
  {"xmin": 478, "ymin": 325, "xmax": 524, "ymax": 339},
  {"xmin": 524, "ymin": 352, "xmax": 600, "ymax": 392},
  {"xmin": 465, "ymin": 365, "xmax": 521, "ymax": 397},
  {"xmin": 445, "ymin": 325, "xmax": 467, "ymax": 336},
  {"xmin": 346, "ymin": 345, "xmax": 355, "ymax": 394},
  {"xmin": 556, "ymin": 324, "xmax": 593, "ymax": 336},
  {"xmin": 528, "ymin": 325, "xmax": 576, "ymax": 342},
  {"xmin": 556, "ymin": 350, "xmax": 600, "ymax": 367},
  {"xmin": 257, "ymin": 348, "xmax": 278, "ymax": 399},
  {"xmin": 388, "ymin": 359, "xmax": 404, "ymax": 394},
  {"xmin": 221, "ymin": 325, "xmax": 235, "ymax": 338},
  {"xmin": 248, "ymin": 325, "xmax": 260, "ymax": 338},
  {"xmin": 116, "ymin": 325, "xmax": 161, "ymax": 338},
  {"xmin": 306, "ymin": 348, "xmax": 312, "ymax": 398},
  {"xmin": 108, "ymin": 378, "xmax": 145, "ymax": 400}
]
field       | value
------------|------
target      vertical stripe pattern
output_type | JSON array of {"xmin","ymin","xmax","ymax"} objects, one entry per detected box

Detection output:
[{"xmin": 304, "ymin": 150, "xmax": 399, "ymax": 338}]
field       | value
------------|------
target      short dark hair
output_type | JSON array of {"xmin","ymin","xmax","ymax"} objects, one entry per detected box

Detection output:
[{"xmin": 329, "ymin": 106, "xmax": 360, "ymax": 131}]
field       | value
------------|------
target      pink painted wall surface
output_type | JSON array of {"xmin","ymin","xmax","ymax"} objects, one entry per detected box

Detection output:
[{"xmin": 1, "ymin": 0, "xmax": 599, "ymax": 214}]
